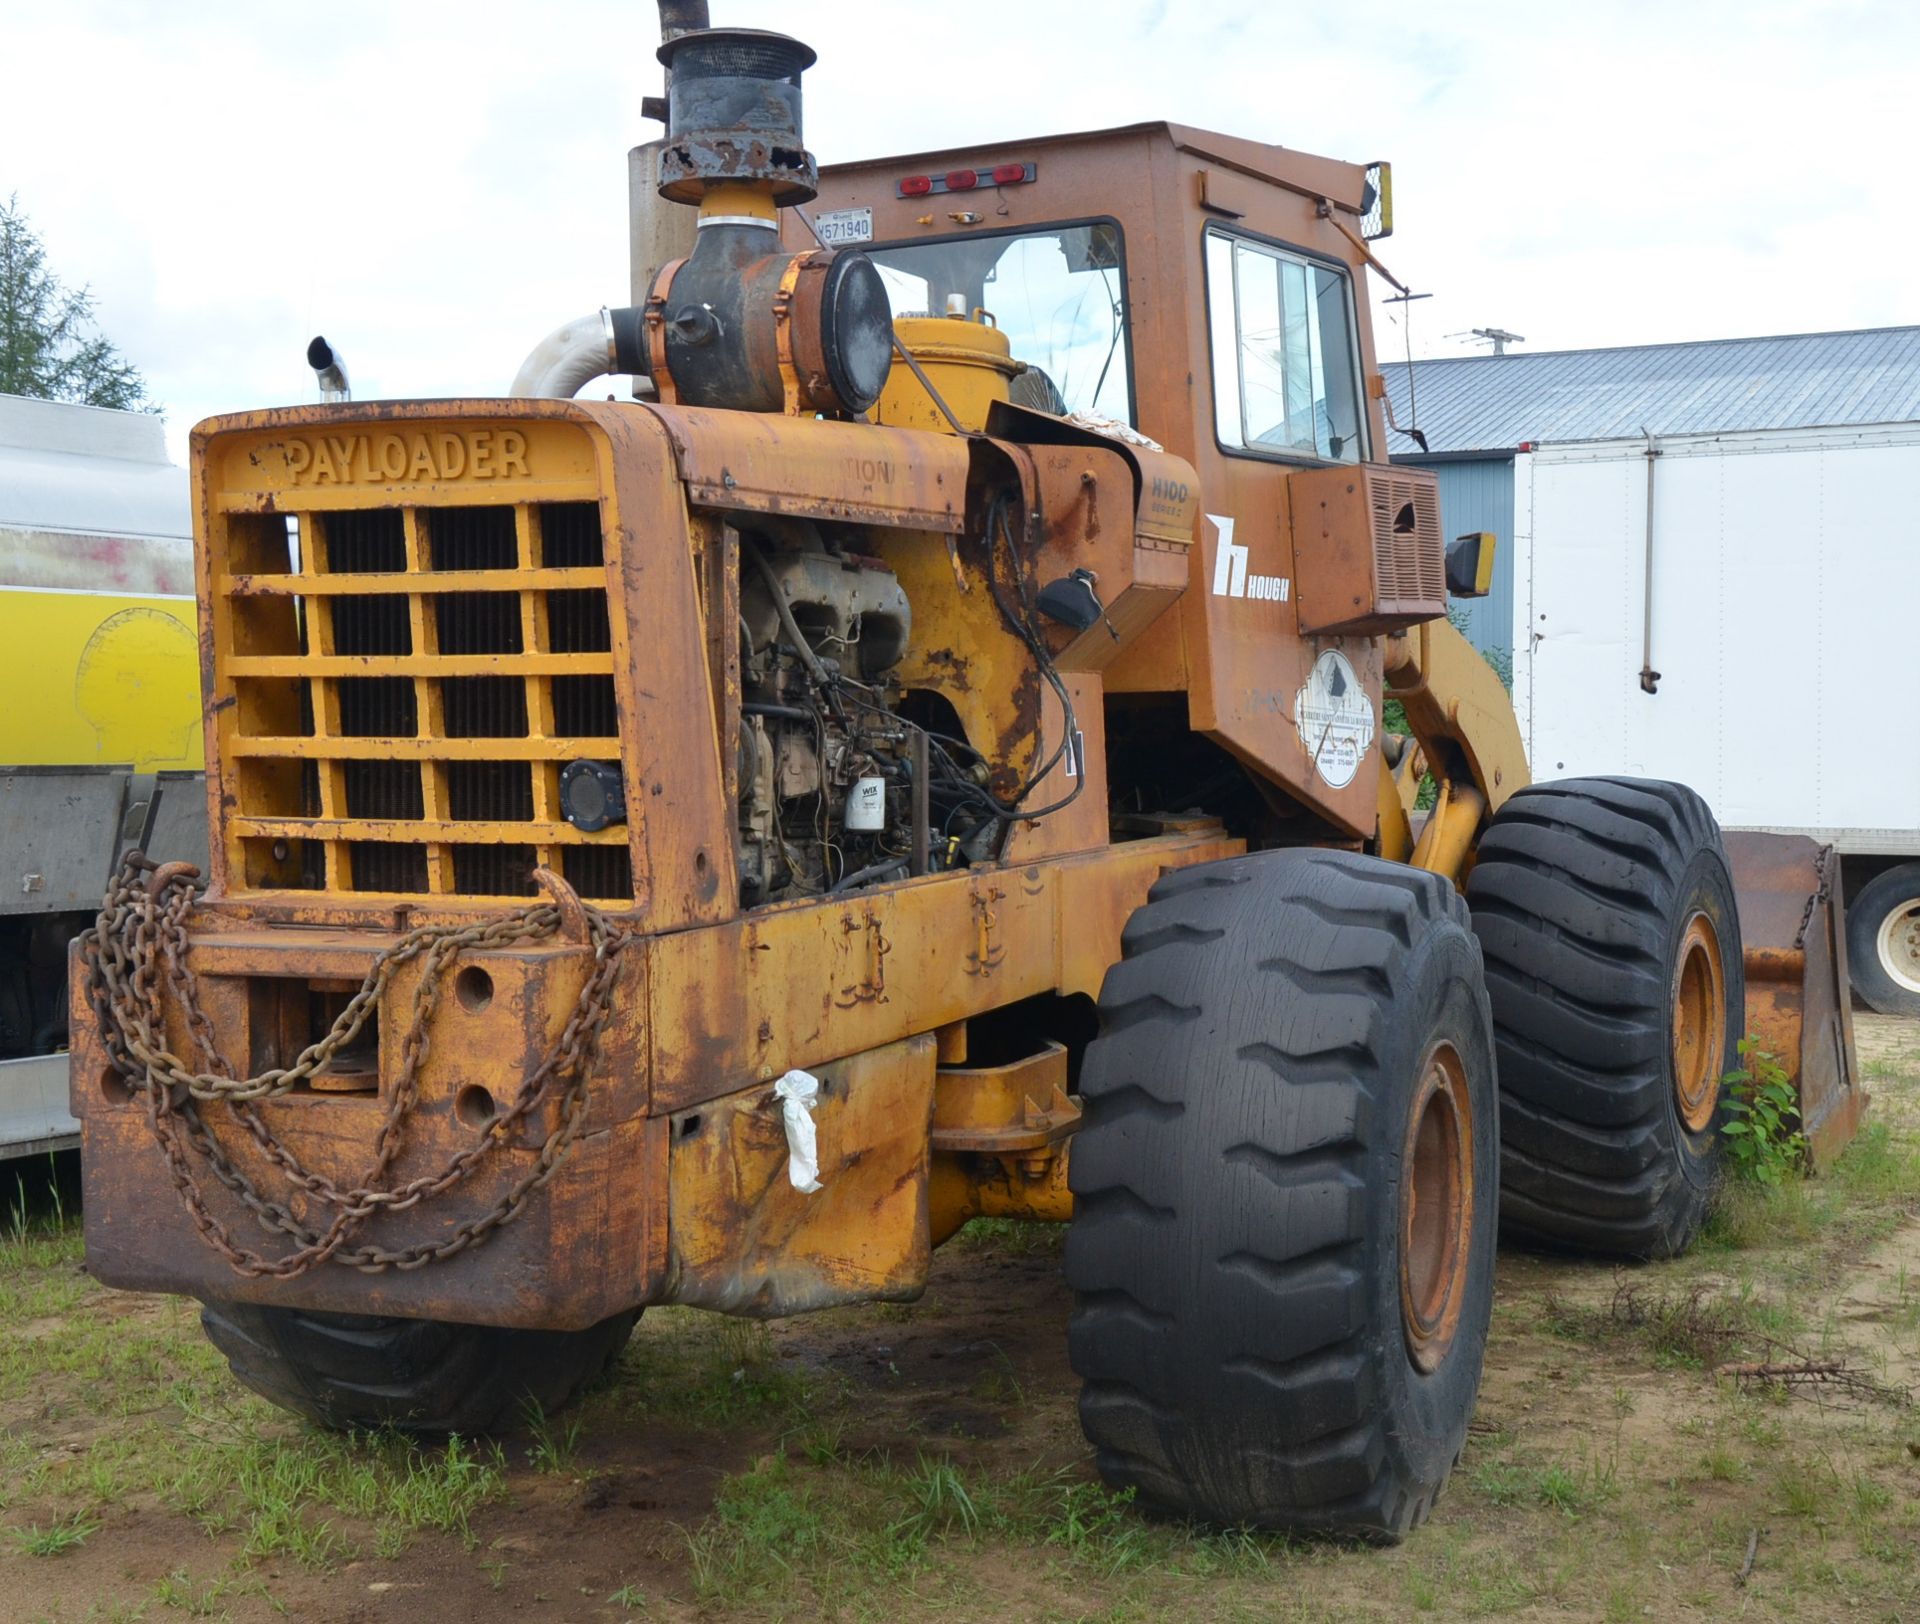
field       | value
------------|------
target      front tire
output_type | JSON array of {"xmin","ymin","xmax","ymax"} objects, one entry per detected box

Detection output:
[
  {"xmin": 200, "ymin": 1301, "xmax": 639, "ymax": 1433},
  {"xmin": 1846, "ymin": 862, "xmax": 1920, "ymax": 1017},
  {"xmin": 1466, "ymin": 777, "xmax": 1743, "ymax": 1259},
  {"xmin": 1065, "ymin": 849, "xmax": 1497, "ymax": 1540}
]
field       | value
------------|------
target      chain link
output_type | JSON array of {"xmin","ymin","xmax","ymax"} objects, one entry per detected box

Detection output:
[
  {"xmin": 82, "ymin": 853, "xmax": 630, "ymax": 1279},
  {"xmin": 1792, "ymin": 843, "xmax": 1835, "ymax": 954}
]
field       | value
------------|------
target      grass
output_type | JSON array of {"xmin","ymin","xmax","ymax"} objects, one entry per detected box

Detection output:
[
  {"xmin": 614, "ymin": 1309, "xmax": 818, "ymax": 1429},
  {"xmin": 1540, "ymin": 1278, "xmax": 1802, "ymax": 1371},
  {"xmin": 8, "ymin": 1511, "xmax": 99, "ymax": 1555},
  {"xmin": 682, "ymin": 1446, "xmax": 1295, "ymax": 1612},
  {"xmin": 1706, "ymin": 1119, "xmax": 1920, "ymax": 1257},
  {"xmin": 2, "ymin": 1021, "xmax": 1916, "ymax": 1620},
  {"xmin": 950, "ymin": 1216, "xmax": 1065, "ymax": 1257},
  {"xmin": 521, "ymin": 1398, "xmax": 585, "ymax": 1475},
  {"xmin": 1468, "ymin": 1451, "xmax": 1619, "ymax": 1519}
]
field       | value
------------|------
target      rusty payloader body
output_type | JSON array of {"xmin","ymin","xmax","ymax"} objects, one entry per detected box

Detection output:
[{"xmin": 73, "ymin": 7, "xmax": 1860, "ymax": 1538}]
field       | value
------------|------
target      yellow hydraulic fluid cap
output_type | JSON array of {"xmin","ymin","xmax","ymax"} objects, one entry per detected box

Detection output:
[{"xmin": 874, "ymin": 313, "xmax": 1024, "ymax": 434}]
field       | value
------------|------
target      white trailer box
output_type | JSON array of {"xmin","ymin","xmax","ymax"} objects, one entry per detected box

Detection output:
[{"xmin": 1512, "ymin": 422, "xmax": 1920, "ymax": 1012}]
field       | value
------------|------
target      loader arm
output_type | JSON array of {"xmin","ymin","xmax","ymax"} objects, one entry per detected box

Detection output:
[{"xmin": 1380, "ymin": 615, "xmax": 1530, "ymax": 882}]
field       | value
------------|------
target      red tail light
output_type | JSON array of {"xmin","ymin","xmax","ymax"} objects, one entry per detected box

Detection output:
[{"xmin": 896, "ymin": 162, "xmax": 1036, "ymax": 199}]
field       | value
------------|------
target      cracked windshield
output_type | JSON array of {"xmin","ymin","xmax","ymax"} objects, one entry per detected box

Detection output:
[{"xmin": 868, "ymin": 222, "xmax": 1132, "ymax": 423}]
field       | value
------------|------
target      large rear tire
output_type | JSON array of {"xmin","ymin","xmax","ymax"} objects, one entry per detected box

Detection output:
[
  {"xmin": 200, "ymin": 1301, "xmax": 639, "ymax": 1433},
  {"xmin": 1466, "ymin": 777, "xmax": 1743, "ymax": 1259},
  {"xmin": 1065, "ymin": 849, "xmax": 1497, "ymax": 1540},
  {"xmin": 1845, "ymin": 862, "xmax": 1920, "ymax": 1017}
]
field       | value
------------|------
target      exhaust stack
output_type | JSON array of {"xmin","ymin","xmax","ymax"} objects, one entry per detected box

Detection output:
[
  {"xmin": 635, "ymin": 14, "xmax": 891, "ymax": 416},
  {"xmin": 307, "ymin": 336, "xmax": 349, "ymax": 403}
]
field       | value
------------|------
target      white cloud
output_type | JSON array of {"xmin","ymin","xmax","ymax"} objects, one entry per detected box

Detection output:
[{"xmin": 3, "ymin": 0, "xmax": 1914, "ymax": 461}]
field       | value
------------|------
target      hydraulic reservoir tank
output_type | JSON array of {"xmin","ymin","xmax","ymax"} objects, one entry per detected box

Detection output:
[{"xmin": 875, "ymin": 313, "xmax": 1023, "ymax": 434}]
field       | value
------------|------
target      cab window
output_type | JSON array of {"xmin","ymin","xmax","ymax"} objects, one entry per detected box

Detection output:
[
  {"xmin": 1206, "ymin": 229, "xmax": 1363, "ymax": 463},
  {"xmin": 867, "ymin": 222, "xmax": 1132, "ymax": 423}
]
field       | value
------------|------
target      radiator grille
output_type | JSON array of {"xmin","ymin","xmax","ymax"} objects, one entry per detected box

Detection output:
[{"xmin": 214, "ymin": 497, "xmax": 632, "ymax": 901}]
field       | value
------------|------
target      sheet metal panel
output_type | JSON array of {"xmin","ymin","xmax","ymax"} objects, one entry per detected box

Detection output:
[
  {"xmin": 1428, "ymin": 457, "xmax": 1516, "ymax": 660},
  {"xmin": 1384, "ymin": 326, "xmax": 1920, "ymax": 454},
  {"xmin": 1515, "ymin": 425, "xmax": 1920, "ymax": 849},
  {"xmin": 0, "ymin": 1055, "xmax": 77, "ymax": 1161}
]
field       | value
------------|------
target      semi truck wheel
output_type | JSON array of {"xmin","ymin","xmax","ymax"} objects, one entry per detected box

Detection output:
[
  {"xmin": 1466, "ymin": 778, "xmax": 1742, "ymax": 1259},
  {"xmin": 199, "ymin": 1301, "xmax": 639, "ymax": 1433},
  {"xmin": 1846, "ymin": 862, "xmax": 1920, "ymax": 1017},
  {"xmin": 1065, "ymin": 849, "xmax": 1497, "ymax": 1540}
]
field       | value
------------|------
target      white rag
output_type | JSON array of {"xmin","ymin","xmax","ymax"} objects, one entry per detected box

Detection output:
[{"xmin": 772, "ymin": 1069, "xmax": 824, "ymax": 1193}]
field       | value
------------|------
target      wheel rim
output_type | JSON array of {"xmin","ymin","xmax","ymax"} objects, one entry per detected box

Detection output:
[
  {"xmin": 1671, "ymin": 912, "xmax": 1725, "ymax": 1134},
  {"xmin": 1876, "ymin": 898, "xmax": 1920, "ymax": 996},
  {"xmin": 1401, "ymin": 1040, "xmax": 1474, "ymax": 1374}
]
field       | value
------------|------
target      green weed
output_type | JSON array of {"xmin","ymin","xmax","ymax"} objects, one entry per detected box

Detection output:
[
  {"xmin": 522, "ymin": 1398, "xmax": 584, "ymax": 1475},
  {"xmin": 8, "ymin": 1511, "xmax": 99, "ymax": 1555},
  {"xmin": 1721, "ymin": 1039, "xmax": 1808, "ymax": 1185}
]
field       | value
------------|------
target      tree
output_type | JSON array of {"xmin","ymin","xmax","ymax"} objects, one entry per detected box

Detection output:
[{"xmin": 0, "ymin": 195, "xmax": 154, "ymax": 410}]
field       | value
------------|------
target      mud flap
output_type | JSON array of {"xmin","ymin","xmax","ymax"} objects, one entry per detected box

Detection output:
[{"xmin": 1724, "ymin": 833, "xmax": 1866, "ymax": 1167}]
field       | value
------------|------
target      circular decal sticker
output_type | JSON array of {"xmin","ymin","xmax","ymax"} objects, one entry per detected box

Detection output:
[{"xmin": 1293, "ymin": 650, "xmax": 1375, "ymax": 790}]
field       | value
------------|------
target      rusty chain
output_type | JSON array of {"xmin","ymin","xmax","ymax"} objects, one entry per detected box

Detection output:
[
  {"xmin": 82, "ymin": 852, "xmax": 630, "ymax": 1279},
  {"xmin": 1792, "ymin": 843, "xmax": 1835, "ymax": 953}
]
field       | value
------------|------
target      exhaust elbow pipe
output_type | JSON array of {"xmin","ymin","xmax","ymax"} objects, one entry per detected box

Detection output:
[
  {"xmin": 307, "ymin": 335, "xmax": 349, "ymax": 403},
  {"xmin": 509, "ymin": 306, "xmax": 650, "ymax": 400}
]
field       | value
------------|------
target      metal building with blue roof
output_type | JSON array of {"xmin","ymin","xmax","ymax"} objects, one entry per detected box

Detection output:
[{"xmin": 1382, "ymin": 325, "xmax": 1920, "ymax": 659}]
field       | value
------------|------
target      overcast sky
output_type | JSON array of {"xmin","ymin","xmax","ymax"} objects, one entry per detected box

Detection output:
[{"xmin": 4, "ymin": 0, "xmax": 1914, "ymax": 461}]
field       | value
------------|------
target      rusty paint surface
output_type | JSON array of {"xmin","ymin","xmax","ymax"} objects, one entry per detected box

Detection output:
[
  {"xmin": 644, "ymin": 832, "xmax": 1237, "ymax": 1114},
  {"xmin": 931, "ymin": 1042, "xmax": 1078, "ymax": 1154},
  {"xmin": 928, "ymin": 1142, "xmax": 1073, "ymax": 1246},
  {"xmin": 663, "ymin": 1035, "xmax": 935, "ymax": 1318},
  {"xmin": 1724, "ymin": 833, "xmax": 1865, "ymax": 1167},
  {"xmin": 645, "ymin": 404, "xmax": 969, "ymax": 531},
  {"xmin": 72, "ymin": 831, "xmax": 1235, "ymax": 1324}
]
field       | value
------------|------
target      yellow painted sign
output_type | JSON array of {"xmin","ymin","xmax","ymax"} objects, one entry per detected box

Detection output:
[
  {"xmin": 0, "ymin": 587, "xmax": 203, "ymax": 770},
  {"xmin": 208, "ymin": 419, "xmax": 596, "ymax": 502},
  {"xmin": 282, "ymin": 428, "xmax": 532, "ymax": 486}
]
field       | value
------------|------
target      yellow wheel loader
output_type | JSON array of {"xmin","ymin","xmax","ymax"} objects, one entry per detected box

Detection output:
[{"xmin": 72, "ymin": 5, "xmax": 1862, "ymax": 1539}]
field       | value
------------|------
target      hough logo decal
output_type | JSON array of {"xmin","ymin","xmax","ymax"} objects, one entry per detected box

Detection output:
[
  {"xmin": 1207, "ymin": 514, "xmax": 1290, "ymax": 602},
  {"xmin": 282, "ymin": 429, "xmax": 531, "ymax": 486}
]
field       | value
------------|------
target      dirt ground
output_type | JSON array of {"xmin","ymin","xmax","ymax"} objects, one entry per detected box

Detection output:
[{"xmin": 3, "ymin": 1016, "xmax": 1918, "ymax": 1623}]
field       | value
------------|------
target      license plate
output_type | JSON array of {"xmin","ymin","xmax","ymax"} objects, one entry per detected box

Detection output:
[{"xmin": 813, "ymin": 207, "xmax": 873, "ymax": 246}]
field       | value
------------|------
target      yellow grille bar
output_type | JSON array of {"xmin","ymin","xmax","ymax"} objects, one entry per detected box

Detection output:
[
  {"xmin": 223, "ymin": 567, "xmax": 607, "ymax": 596},
  {"xmin": 213, "ymin": 477, "xmax": 633, "ymax": 903},
  {"xmin": 232, "ymin": 817, "xmax": 626, "ymax": 846},
  {"xmin": 225, "ymin": 736, "xmax": 618, "ymax": 761},
  {"xmin": 228, "ymin": 654, "xmax": 614, "ymax": 678}
]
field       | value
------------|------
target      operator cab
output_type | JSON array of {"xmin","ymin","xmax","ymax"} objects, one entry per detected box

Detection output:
[{"xmin": 795, "ymin": 122, "xmax": 1383, "ymax": 473}]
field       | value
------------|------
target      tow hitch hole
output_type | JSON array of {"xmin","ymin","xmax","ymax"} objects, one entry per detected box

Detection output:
[
  {"xmin": 455, "ymin": 966, "xmax": 494, "ymax": 1013},
  {"xmin": 456, "ymin": 1084, "xmax": 498, "ymax": 1129},
  {"xmin": 100, "ymin": 1068, "xmax": 133, "ymax": 1107}
]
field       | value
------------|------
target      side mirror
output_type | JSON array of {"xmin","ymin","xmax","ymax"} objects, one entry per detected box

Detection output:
[{"xmin": 1445, "ymin": 532, "xmax": 1496, "ymax": 598}]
